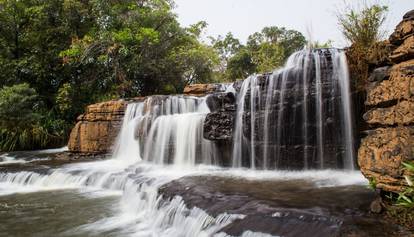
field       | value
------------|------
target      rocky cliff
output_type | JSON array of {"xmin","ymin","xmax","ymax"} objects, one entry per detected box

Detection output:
[
  {"xmin": 68, "ymin": 100, "xmax": 127, "ymax": 154},
  {"xmin": 67, "ymin": 84, "xmax": 226, "ymax": 154},
  {"xmin": 358, "ymin": 10, "xmax": 414, "ymax": 192}
]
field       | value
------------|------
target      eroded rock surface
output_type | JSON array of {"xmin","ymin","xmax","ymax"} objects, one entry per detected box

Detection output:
[
  {"xmin": 68, "ymin": 100, "xmax": 127, "ymax": 154},
  {"xmin": 359, "ymin": 127, "xmax": 414, "ymax": 192},
  {"xmin": 183, "ymin": 83, "xmax": 227, "ymax": 96},
  {"xmin": 359, "ymin": 11, "xmax": 414, "ymax": 193}
]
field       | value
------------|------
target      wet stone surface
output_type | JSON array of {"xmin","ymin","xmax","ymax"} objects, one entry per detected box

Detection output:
[{"xmin": 160, "ymin": 175, "xmax": 412, "ymax": 237}]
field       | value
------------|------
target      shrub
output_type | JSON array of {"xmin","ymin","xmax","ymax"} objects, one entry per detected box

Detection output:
[
  {"xmin": 338, "ymin": 2, "xmax": 388, "ymax": 48},
  {"xmin": 0, "ymin": 84, "xmax": 65, "ymax": 151}
]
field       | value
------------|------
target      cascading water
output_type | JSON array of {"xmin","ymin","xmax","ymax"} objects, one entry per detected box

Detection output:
[
  {"xmin": 231, "ymin": 49, "xmax": 355, "ymax": 170},
  {"xmin": 112, "ymin": 95, "xmax": 217, "ymax": 167},
  {"xmin": 0, "ymin": 48, "xmax": 368, "ymax": 237}
]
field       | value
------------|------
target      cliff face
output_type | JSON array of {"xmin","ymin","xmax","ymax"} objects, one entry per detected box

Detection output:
[
  {"xmin": 67, "ymin": 84, "xmax": 225, "ymax": 154},
  {"xmin": 68, "ymin": 100, "xmax": 127, "ymax": 154},
  {"xmin": 358, "ymin": 10, "xmax": 414, "ymax": 192}
]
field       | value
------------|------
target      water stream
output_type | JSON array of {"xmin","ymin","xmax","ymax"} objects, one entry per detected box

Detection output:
[{"xmin": 0, "ymin": 49, "xmax": 403, "ymax": 237}]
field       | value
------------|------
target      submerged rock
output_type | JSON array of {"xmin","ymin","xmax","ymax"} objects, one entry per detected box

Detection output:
[{"xmin": 160, "ymin": 175, "xmax": 409, "ymax": 237}]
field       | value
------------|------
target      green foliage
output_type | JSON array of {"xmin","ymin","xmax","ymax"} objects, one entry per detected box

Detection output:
[
  {"xmin": 0, "ymin": 0, "xmax": 309, "ymax": 150},
  {"xmin": 368, "ymin": 177, "xmax": 377, "ymax": 190},
  {"xmin": 337, "ymin": 2, "xmax": 388, "ymax": 48},
  {"xmin": 0, "ymin": 83, "xmax": 40, "ymax": 129},
  {"xmin": 0, "ymin": 84, "xmax": 64, "ymax": 151},
  {"xmin": 395, "ymin": 162, "xmax": 414, "ymax": 208},
  {"xmin": 212, "ymin": 26, "xmax": 306, "ymax": 81},
  {"xmin": 309, "ymin": 40, "xmax": 334, "ymax": 49}
]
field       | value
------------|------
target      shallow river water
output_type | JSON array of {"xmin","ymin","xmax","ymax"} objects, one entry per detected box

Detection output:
[{"xmin": 0, "ymin": 150, "xmax": 410, "ymax": 237}]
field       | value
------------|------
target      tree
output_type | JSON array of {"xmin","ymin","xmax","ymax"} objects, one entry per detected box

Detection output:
[
  {"xmin": 337, "ymin": 2, "xmax": 388, "ymax": 48},
  {"xmin": 60, "ymin": 0, "xmax": 220, "ymax": 97},
  {"xmin": 225, "ymin": 26, "xmax": 306, "ymax": 80},
  {"xmin": 0, "ymin": 83, "xmax": 40, "ymax": 129},
  {"xmin": 0, "ymin": 83, "xmax": 54, "ymax": 151}
]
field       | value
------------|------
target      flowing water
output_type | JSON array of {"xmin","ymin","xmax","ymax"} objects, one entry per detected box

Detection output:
[
  {"xmin": 232, "ymin": 49, "xmax": 355, "ymax": 170},
  {"xmin": 0, "ymin": 49, "xmax": 406, "ymax": 237}
]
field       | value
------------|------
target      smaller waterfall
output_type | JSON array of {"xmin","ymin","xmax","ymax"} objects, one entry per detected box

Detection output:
[
  {"xmin": 112, "ymin": 96, "xmax": 216, "ymax": 167},
  {"xmin": 231, "ymin": 49, "xmax": 356, "ymax": 170},
  {"xmin": 112, "ymin": 103, "xmax": 145, "ymax": 164}
]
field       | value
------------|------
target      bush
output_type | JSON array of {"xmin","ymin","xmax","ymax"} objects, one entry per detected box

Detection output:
[
  {"xmin": 0, "ymin": 84, "xmax": 66, "ymax": 151},
  {"xmin": 338, "ymin": 3, "xmax": 388, "ymax": 48}
]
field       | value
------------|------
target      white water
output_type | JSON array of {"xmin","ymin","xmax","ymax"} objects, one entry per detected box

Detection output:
[
  {"xmin": 0, "ymin": 147, "xmax": 68, "ymax": 165},
  {"xmin": 231, "ymin": 49, "xmax": 356, "ymax": 170},
  {"xmin": 0, "ymin": 49, "xmax": 361, "ymax": 236}
]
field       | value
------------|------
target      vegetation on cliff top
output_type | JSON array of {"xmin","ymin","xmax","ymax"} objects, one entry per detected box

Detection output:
[{"xmin": 338, "ymin": 2, "xmax": 389, "ymax": 90}]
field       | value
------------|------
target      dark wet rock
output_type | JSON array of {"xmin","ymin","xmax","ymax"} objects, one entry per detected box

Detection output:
[
  {"xmin": 368, "ymin": 66, "xmax": 391, "ymax": 82},
  {"xmin": 204, "ymin": 92, "xmax": 237, "ymax": 143},
  {"xmin": 160, "ymin": 176, "xmax": 410, "ymax": 237},
  {"xmin": 206, "ymin": 92, "xmax": 236, "ymax": 112},
  {"xmin": 203, "ymin": 112, "xmax": 234, "ymax": 141},
  {"xmin": 232, "ymin": 80, "xmax": 244, "ymax": 93}
]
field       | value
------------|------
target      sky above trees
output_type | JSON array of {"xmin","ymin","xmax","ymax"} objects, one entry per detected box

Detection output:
[{"xmin": 174, "ymin": 0, "xmax": 413, "ymax": 47}]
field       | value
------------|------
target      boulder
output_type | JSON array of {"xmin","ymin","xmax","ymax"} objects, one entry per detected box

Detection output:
[
  {"xmin": 203, "ymin": 112, "xmax": 234, "ymax": 141},
  {"xmin": 390, "ymin": 35, "xmax": 414, "ymax": 63},
  {"xmin": 183, "ymin": 84, "xmax": 220, "ymax": 96},
  {"xmin": 203, "ymin": 92, "xmax": 237, "ymax": 141},
  {"xmin": 364, "ymin": 99, "xmax": 414, "ymax": 126},
  {"xmin": 206, "ymin": 92, "xmax": 236, "ymax": 112},
  {"xmin": 403, "ymin": 9, "xmax": 414, "ymax": 21},
  {"xmin": 366, "ymin": 41, "xmax": 395, "ymax": 67},
  {"xmin": 366, "ymin": 59, "xmax": 414, "ymax": 106},
  {"xmin": 68, "ymin": 100, "xmax": 127, "ymax": 154},
  {"xmin": 358, "ymin": 127, "xmax": 414, "ymax": 192},
  {"xmin": 359, "ymin": 12, "xmax": 414, "ymax": 195},
  {"xmin": 367, "ymin": 66, "xmax": 391, "ymax": 83},
  {"xmin": 389, "ymin": 12, "xmax": 414, "ymax": 45}
]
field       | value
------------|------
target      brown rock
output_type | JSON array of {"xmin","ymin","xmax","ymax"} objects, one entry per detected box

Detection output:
[
  {"xmin": 390, "ymin": 35, "xmax": 414, "ymax": 63},
  {"xmin": 390, "ymin": 17, "xmax": 414, "ymax": 45},
  {"xmin": 364, "ymin": 99, "xmax": 414, "ymax": 126},
  {"xmin": 366, "ymin": 41, "xmax": 395, "ymax": 66},
  {"xmin": 358, "ymin": 127, "xmax": 414, "ymax": 192},
  {"xmin": 68, "ymin": 100, "xmax": 127, "ymax": 154},
  {"xmin": 370, "ymin": 197, "xmax": 383, "ymax": 214},
  {"xmin": 366, "ymin": 59, "xmax": 414, "ymax": 106},
  {"xmin": 183, "ymin": 84, "xmax": 219, "ymax": 96}
]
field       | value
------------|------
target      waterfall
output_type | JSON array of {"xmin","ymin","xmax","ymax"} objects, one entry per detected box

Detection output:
[
  {"xmin": 112, "ymin": 95, "xmax": 216, "ymax": 167},
  {"xmin": 231, "ymin": 49, "xmax": 355, "ymax": 170}
]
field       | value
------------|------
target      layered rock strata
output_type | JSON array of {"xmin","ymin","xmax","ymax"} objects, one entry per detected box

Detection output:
[
  {"xmin": 68, "ymin": 100, "xmax": 128, "ymax": 154},
  {"xmin": 67, "ymin": 83, "xmax": 225, "ymax": 155},
  {"xmin": 359, "ymin": 11, "xmax": 414, "ymax": 192}
]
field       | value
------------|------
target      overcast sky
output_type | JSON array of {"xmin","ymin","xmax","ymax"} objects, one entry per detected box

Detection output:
[{"xmin": 173, "ymin": 0, "xmax": 413, "ymax": 47}]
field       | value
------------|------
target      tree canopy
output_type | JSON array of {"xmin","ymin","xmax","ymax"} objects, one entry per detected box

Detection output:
[{"xmin": 0, "ymin": 0, "xmax": 307, "ymax": 150}]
